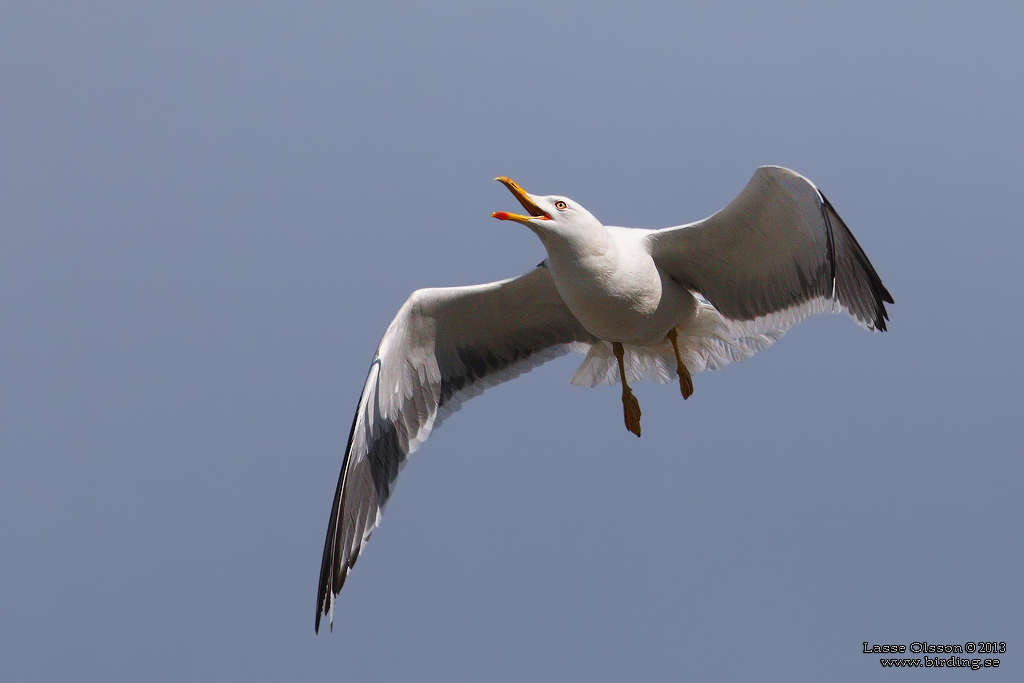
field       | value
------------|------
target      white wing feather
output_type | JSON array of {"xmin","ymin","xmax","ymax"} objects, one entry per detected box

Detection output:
[
  {"xmin": 647, "ymin": 166, "xmax": 892, "ymax": 332},
  {"xmin": 316, "ymin": 265, "xmax": 593, "ymax": 631}
]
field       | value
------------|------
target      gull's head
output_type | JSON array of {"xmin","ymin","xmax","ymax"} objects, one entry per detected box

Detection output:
[{"xmin": 491, "ymin": 177, "xmax": 601, "ymax": 242}]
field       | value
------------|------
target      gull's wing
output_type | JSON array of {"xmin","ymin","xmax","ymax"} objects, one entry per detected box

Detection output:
[
  {"xmin": 647, "ymin": 166, "xmax": 893, "ymax": 332},
  {"xmin": 316, "ymin": 264, "xmax": 594, "ymax": 632}
]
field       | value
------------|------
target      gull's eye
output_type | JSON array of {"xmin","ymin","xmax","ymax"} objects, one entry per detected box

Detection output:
[{"xmin": 554, "ymin": 200, "xmax": 567, "ymax": 210}]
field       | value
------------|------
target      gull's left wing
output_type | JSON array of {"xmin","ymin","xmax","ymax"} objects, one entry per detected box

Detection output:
[
  {"xmin": 647, "ymin": 166, "xmax": 893, "ymax": 332},
  {"xmin": 316, "ymin": 264, "xmax": 594, "ymax": 632}
]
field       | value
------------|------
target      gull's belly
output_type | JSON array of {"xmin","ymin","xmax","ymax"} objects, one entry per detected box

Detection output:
[{"xmin": 549, "ymin": 253, "xmax": 693, "ymax": 345}]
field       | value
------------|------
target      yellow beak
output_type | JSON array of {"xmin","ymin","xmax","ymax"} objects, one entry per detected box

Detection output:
[{"xmin": 492, "ymin": 177, "xmax": 551, "ymax": 223}]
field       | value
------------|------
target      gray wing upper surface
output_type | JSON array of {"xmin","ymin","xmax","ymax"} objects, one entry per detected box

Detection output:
[
  {"xmin": 647, "ymin": 166, "xmax": 893, "ymax": 331},
  {"xmin": 316, "ymin": 265, "xmax": 594, "ymax": 632}
]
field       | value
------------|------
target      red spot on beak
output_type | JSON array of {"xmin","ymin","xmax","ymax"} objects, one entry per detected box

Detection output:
[{"xmin": 492, "ymin": 211, "xmax": 510, "ymax": 220}]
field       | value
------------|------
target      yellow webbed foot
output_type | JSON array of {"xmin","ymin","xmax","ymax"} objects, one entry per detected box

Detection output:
[
  {"xmin": 678, "ymin": 362, "xmax": 693, "ymax": 399},
  {"xmin": 622, "ymin": 387, "xmax": 642, "ymax": 437}
]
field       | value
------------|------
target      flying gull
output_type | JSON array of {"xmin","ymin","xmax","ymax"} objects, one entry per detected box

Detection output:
[{"xmin": 315, "ymin": 166, "xmax": 893, "ymax": 631}]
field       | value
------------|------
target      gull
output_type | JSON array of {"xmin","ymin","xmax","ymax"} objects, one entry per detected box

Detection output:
[{"xmin": 315, "ymin": 166, "xmax": 892, "ymax": 631}]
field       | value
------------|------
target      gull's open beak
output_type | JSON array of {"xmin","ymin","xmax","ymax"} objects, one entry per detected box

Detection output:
[{"xmin": 492, "ymin": 177, "xmax": 551, "ymax": 223}]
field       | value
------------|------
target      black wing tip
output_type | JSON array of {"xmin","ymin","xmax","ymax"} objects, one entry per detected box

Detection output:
[
  {"xmin": 315, "ymin": 585, "xmax": 329, "ymax": 633},
  {"xmin": 819, "ymin": 191, "xmax": 894, "ymax": 334},
  {"xmin": 315, "ymin": 392, "xmax": 367, "ymax": 636},
  {"xmin": 869, "ymin": 266, "xmax": 894, "ymax": 332},
  {"xmin": 316, "ymin": 516, "xmax": 362, "ymax": 633},
  {"xmin": 314, "ymin": 599, "xmax": 337, "ymax": 634},
  {"xmin": 869, "ymin": 281, "xmax": 893, "ymax": 332},
  {"xmin": 314, "ymin": 612, "xmax": 335, "ymax": 634},
  {"xmin": 316, "ymin": 535, "xmax": 367, "ymax": 632},
  {"xmin": 315, "ymin": 579, "xmax": 331, "ymax": 634},
  {"xmin": 861, "ymin": 282, "xmax": 892, "ymax": 333}
]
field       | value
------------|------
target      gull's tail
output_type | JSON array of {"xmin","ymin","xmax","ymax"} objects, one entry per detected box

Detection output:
[{"xmin": 569, "ymin": 298, "xmax": 789, "ymax": 388}]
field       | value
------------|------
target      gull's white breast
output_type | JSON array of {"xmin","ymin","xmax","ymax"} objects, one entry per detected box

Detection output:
[{"xmin": 544, "ymin": 226, "xmax": 695, "ymax": 345}]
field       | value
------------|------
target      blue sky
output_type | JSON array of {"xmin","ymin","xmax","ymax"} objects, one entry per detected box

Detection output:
[{"xmin": 2, "ymin": 2, "xmax": 1022, "ymax": 681}]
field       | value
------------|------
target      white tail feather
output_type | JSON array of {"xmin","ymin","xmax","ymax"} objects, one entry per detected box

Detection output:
[{"xmin": 570, "ymin": 299, "xmax": 790, "ymax": 387}]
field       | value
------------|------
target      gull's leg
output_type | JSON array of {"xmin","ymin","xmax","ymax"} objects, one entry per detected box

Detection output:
[
  {"xmin": 613, "ymin": 342, "xmax": 641, "ymax": 437},
  {"xmin": 666, "ymin": 327, "xmax": 693, "ymax": 399}
]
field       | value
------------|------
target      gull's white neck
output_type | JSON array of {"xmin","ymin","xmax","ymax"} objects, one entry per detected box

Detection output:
[{"xmin": 534, "ymin": 220, "xmax": 615, "ymax": 267}]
